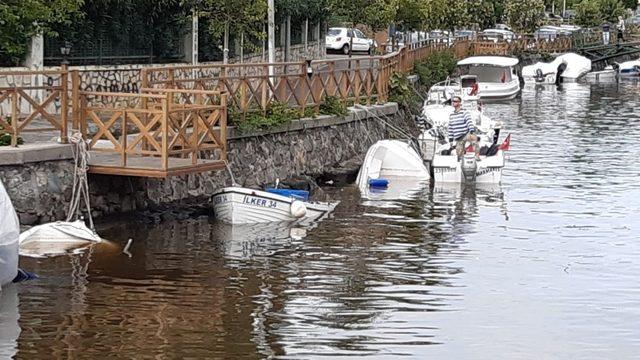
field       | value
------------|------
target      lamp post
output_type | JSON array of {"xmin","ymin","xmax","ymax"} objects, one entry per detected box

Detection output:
[{"xmin": 60, "ymin": 41, "xmax": 72, "ymax": 66}]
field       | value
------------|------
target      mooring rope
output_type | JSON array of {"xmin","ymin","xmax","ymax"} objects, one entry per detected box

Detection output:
[{"xmin": 66, "ymin": 132, "xmax": 95, "ymax": 230}]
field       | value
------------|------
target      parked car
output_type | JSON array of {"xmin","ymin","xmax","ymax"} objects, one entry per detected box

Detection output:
[
  {"xmin": 325, "ymin": 27, "xmax": 373, "ymax": 55},
  {"xmin": 495, "ymin": 23, "xmax": 513, "ymax": 32},
  {"xmin": 455, "ymin": 30, "xmax": 476, "ymax": 40},
  {"xmin": 480, "ymin": 29, "xmax": 515, "ymax": 43}
]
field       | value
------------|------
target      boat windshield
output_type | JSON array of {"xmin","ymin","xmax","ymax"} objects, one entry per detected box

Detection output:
[{"xmin": 464, "ymin": 66, "xmax": 513, "ymax": 83}]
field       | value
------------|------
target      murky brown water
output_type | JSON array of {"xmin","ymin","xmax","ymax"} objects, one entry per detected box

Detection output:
[{"xmin": 2, "ymin": 81, "xmax": 640, "ymax": 359}]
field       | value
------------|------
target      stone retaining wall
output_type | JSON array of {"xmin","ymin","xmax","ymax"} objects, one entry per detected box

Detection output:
[{"xmin": 0, "ymin": 104, "xmax": 409, "ymax": 225}]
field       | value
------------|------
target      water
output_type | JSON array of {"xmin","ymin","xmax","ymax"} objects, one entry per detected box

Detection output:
[{"xmin": 3, "ymin": 82, "xmax": 640, "ymax": 359}]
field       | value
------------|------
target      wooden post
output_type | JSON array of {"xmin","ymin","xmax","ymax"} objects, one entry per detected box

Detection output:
[
  {"xmin": 60, "ymin": 65, "xmax": 69, "ymax": 144},
  {"xmin": 299, "ymin": 61, "xmax": 306, "ymax": 117},
  {"xmin": 80, "ymin": 95, "xmax": 88, "ymax": 141},
  {"xmin": 192, "ymin": 106, "xmax": 198, "ymax": 165},
  {"xmin": 122, "ymin": 110, "xmax": 127, "ymax": 167},
  {"xmin": 71, "ymin": 70, "xmax": 80, "ymax": 131},
  {"xmin": 261, "ymin": 64, "xmax": 269, "ymax": 115},
  {"xmin": 220, "ymin": 93, "xmax": 227, "ymax": 162},
  {"xmin": 161, "ymin": 95, "xmax": 169, "ymax": 171},
  {"xmin": 140, "ymin": 68, "xmax": 149, "ymax": 152},
  {"xmin": 11, "ymin": 90, "xmax": 18, "ymax": 147}
]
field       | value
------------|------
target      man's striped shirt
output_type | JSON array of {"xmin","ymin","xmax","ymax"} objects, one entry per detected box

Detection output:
[{"xmin": 448, "ymin": 109, "xmax": 475, "ymax": 140}]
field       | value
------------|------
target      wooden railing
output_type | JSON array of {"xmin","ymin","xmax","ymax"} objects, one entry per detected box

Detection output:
[
  {"xmin": 78, "ymin": 89, "xmax": 227, "ymax": 176},
  {"xmin": 0, "ymin": 68, "xmax": 68, "ymax": 146},
  {"xmin": 142, "ymin": 38, "xmax": 470, "ymax": 118}
]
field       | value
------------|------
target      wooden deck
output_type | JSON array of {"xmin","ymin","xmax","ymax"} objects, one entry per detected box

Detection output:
[{"xmin": 88, "ymin": 151, "xmax": 226, "ymax": 177}]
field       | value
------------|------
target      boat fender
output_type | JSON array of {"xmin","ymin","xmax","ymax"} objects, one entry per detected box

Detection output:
[
  {"xmin": 290, "ymin": 200, "xmax": 307, "ymax": 218},
  {"xmin": 368, "ymin": 179, "xmax": 389, "ymax": 188}
]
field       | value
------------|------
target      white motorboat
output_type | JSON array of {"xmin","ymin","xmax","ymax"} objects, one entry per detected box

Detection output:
[
  {"xmin": 457, "ymin": 56, "xmax": 520, "ymax": 99},
  {"xmin": 618, "ymin": 60, "xmax": 640, "ymax": 77},
  {"xmin": 585, "ymin": 66, "xmax": 618, "ymax": 82},
  {"xmin": 212, "ymin": 186, "xmax": 338, "ymax": 224},
  {"xmin": 0, "ymin": 181, "xmax": 19, "ymax": 288},
  {"xmin": 19, "ymin": 220, "xmax": 102, "ymax": 258},
  {"xmin": 355, "ymin": 140, "xmax": 429, "ymax": 195},
  {"xmin": 522, "ymin": 53, "xmax": 591, "ymax": 84},
  {"xmin": 418, "ymin": 91, "xmax": 509, "ymax": 184}
]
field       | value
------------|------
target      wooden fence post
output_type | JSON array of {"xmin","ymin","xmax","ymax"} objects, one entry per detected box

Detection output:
[
  {"xmin": 161, "ymin": 94, "xmax": 169, "ymax": 171},
  {"xmin": 60, "ymin": 65, "xmax": 69, "ymax": 144},
  {"xmin": 72, "ymin": 70, "xmax": 80, "ymax": 131},
  {"xmin": 11, "ymin": 89, "xmax": 18, "ymax": 147},
  {"xmin": 220, "ymin": 93, "xmax": 227, "ymax": 162}
]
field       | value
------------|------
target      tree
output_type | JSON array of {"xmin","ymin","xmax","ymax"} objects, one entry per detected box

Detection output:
[
  {"xmin": 196, "ymin": 0, "xmax": 267, "ymax": 62},
  {"xmin": 395, "ymin": 0, "xmax": 428, "ymax": 31},
  {"xmin": 0, "ymin": 0, "xmax": 83, "ymax": 66},
  {"xmin": 330, "ymin": 0, "xmax": 397, "ymax": 31},
  {"xmin": 505, "ymin": 0, "xmax": 545, "ymax": 32},
  {"xmin": 574, "ymin": 0, "xmax": 626, "ymax": 26},
  {"xmin": 575, "ymin": 0, "xmax": 601, "ymax": 26},
  {"xmin": 424, "ymin": 0, "xmax": 469, "ymax": 31},
  {"xmin": 468, "ymin": 0, "xmax": 500, "ymax": 29}
]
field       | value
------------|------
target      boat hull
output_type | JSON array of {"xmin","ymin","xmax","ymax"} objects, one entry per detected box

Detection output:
[
  {"xmin": 355, "ymin": 140, "xmax": 429, "ymax": 193},
  {"xmin": 0, "ymin": 241, "xmax": 18, "ymax": 287},
  {"xmin": 0, "ymin": 181, "xmax": 19, "ymax": 287},
  {"xmin": 213, "ymin": 187, "xmax": 337, "ymax": 224},
  {"xmin": 432, "ymin": 151, "xmax": 505, "ymax": 184},
  {"xmin": 477, "ymin": 80, "xmax": 520, "ymax": 100}
]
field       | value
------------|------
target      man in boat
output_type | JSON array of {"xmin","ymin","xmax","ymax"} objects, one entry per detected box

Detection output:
[{"xmin": 448, "ymin": 96, "xmax": 480, "ymax": 161}]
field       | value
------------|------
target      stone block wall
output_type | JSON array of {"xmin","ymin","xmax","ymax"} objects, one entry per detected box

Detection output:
[{"xmin": 0, "ymin": 104, "xmax": 409, "ymax": 225}]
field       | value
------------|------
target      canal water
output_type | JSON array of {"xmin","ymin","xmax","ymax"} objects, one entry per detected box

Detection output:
[{"xmin": 2, "ymin": 82, "xmax": 640, "ymax": 359}]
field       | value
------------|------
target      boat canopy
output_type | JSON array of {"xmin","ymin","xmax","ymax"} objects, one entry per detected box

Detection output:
[{"xmin": 458, "ymin": 56, "xmax": 519, "ymax": 67}]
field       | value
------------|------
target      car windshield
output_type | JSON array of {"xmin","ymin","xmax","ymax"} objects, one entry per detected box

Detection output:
[{"xmin": 327, "ymin": 29, "xmax": 342, "ymax": 36}]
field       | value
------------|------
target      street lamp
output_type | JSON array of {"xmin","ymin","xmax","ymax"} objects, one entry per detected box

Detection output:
[{"xmin": 60, "ymin": 41, "xmax": 72, "ymax": 66}]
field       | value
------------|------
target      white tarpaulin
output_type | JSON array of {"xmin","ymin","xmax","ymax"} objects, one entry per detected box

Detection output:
[
  {"xmin": 522, "ymin": 53, "xmax": 591, "ymax": 82},
  {"xmin": 0, "ymin": 181, "xmax": 19, "ymax": 287}
]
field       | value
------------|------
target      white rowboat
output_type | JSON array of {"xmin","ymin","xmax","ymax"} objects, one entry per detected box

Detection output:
[{"xmin": 213, "ymin": 187, "xmax": 338, "ymax": 224}]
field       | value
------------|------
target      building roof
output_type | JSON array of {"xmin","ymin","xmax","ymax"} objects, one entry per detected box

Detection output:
[{"xmin": 457, "ymin": 56, "xmax": 519, "ymax": 67}]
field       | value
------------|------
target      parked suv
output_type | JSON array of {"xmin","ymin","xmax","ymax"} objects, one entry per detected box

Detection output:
[{"xmin": 325, "ymin": 27, "xmax": 374, "ymax": 55}]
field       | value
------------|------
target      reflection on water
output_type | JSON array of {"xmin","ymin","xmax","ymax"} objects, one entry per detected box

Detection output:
[{"xmin": 4, "ymin": 82, "xmax": 640, "ymax": 358}]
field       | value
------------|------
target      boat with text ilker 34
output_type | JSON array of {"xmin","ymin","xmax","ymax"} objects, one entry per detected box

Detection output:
[{"xmin": 212, "ymin": 187, "xmax": 339, "ymax": 224}]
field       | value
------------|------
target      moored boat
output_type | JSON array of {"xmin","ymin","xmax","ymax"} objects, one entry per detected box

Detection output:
[
  {"xmin": 212, "ymin": 187, "xmax": 338, "ymax": 224},
  {"xmin": 585, "ymin": 66, "xmax": 617, "ymax": 82},
  {"xmin": 0, "ymin": 181, "xmax": 19, "ymax": 288},
  {"xmin": 355, "ymin": 140, "xmax": 429, "ymax": 196},
  {"xmin": 522, "ymin": 53, "xmax": 591, "ymax": 84},
  {"xmin": 19, "ymin": 220, "xmax": 102, "ymax": 258},
  {"xmin": 457, "ymin": 56, "xmax": 520, "ymax": 99}
]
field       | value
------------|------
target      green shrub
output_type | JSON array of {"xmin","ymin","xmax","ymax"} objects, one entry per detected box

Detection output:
[
  {"xmin": 236, "ymin": 101, "xmax": 298, "ymax": 133},
  {"xmin": 0, "ymin": 122, "xmax": 24, "ymax": 146},
  {"xmin": 388, "ymin": 72, "xmax": 421, "ymax": 110},
  {"xmin": 414, "ymin": 51, "xmax": 457, "ymax": 89},
  {"xmin": 319, "ymin": 96, "xmax": 348, "ymax": 117}
]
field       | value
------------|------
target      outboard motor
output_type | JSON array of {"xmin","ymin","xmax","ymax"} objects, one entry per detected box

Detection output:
[{"xmin": 461, "ymin": 153, "xmax": 477, "ymax": 182}]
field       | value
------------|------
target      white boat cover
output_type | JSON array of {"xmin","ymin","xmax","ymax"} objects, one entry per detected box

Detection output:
[
  {"xmin": 618, "ymin": 60, "xmax": 640, "ymax": 72},
  {"xmin": 458, "ymin": 56, "xmax": 519, "ymax": 67},
  {"xmin": 0, "ymin": 181, "xmax": 19, "ymax": 287},
  {"xmin": 522, "ymin": 53, "xmax": 591, "ymax": 81},
  {"xmin": 19, "ymin": 220, "xmax": 102, "ymax": 258}
]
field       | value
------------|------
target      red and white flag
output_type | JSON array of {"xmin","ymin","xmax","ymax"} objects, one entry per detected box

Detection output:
[{"xmin": 499, "ymin": 133, "xmax": 511, "ymax": 151}]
